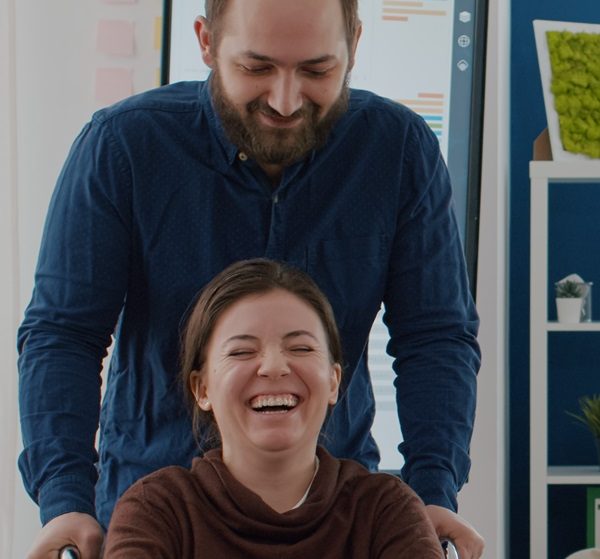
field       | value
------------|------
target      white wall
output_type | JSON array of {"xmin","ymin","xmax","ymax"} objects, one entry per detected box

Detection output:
[
  {"xmin": 17, "ymin": 1, "xmax": 163, "ymax": 309},
  {"xmin": 457, "ymin": 0, "xmax": 510, "ymax": 557},
  {"xmin": 0, "ymin": 0, "xmax": 20, "ymax": 556}
]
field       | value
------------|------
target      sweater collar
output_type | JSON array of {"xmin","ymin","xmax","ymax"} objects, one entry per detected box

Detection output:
[{"xmin": 192, "ymin": 446, "xmax": 342, "ymax": 540}]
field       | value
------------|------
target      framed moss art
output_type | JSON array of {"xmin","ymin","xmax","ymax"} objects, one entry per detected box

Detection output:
[{"xmin": 534, "ymin": 20, "xmax": 600, "ymax": 161}]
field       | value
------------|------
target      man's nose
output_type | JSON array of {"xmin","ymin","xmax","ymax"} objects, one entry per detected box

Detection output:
[
  {"xmin": 267, "ymin": 72, "xmax": 303, "ymax": 117},
  {"xmin": 257, "ymin": 348, "xmax": 291, "ymax": 378}
]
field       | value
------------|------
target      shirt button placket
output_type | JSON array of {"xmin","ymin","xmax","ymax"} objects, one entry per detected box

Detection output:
[{"xmin": 265, "ymin": 190, "xmax": 283, "ymax": 259}]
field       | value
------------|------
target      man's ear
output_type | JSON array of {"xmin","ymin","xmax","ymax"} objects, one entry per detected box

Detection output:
[
  {"xmin": 190, "ymin": 370, "xmax": 211, "ymax": 411},
  {"xmin": 194, "ymin": 16, "xmax": 215, "ymax": 68}
]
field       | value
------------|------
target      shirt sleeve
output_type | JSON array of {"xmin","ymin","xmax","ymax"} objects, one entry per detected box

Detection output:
[
  {"xmin": 383, "ymin": 117, "xmax": 481, "ymax": 511},
  {"xmin": 17, "ymin": 116, "xmax": 132, "ymax": 525}
]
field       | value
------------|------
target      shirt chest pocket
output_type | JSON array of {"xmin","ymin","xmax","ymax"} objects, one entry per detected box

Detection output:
[{"xmin": 307, "ymin": 235, "xmax": 389, "ymax": 329}]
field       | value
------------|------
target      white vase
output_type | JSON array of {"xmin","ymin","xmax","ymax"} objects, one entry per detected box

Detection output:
[{"xmin": 556, "ymin": 298, "xmax": 583, "ymax": 323}]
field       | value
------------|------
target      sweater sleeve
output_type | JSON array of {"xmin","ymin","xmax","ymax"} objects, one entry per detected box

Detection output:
[
  {"xmin": 103, "ymin": 479, "xmax": 182, "ymax": 558},
  {"xmin": 17, "ymin": 116, "xmax": 132, "ymax": 524},
  {"xmin": 370, "ymin": 478, "xmax": 444, "ymax": 559}
]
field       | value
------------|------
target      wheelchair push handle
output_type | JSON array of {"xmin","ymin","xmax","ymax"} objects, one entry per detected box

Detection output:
[{"xmin": 58, "ymin": 546, "xmax": 80, "ymax": 559}]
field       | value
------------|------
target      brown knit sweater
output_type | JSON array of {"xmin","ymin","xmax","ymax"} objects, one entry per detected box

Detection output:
[{"xmin": 104, "ymin": 446, "xmax": 443, "ymax": 558}]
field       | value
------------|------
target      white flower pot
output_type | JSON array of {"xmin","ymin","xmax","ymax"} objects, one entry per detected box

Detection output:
[
  {"xmin": 565, "ymin": 549, "xmax": 600, "ymax": 559},
  {"xmin": 556, "ymin": 298, "xmax": 583, "ymax": 323}
]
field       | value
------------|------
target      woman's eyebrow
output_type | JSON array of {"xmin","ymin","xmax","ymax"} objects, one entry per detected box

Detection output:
[
  {"xmin": 283, "ymin": 330, "xmax": 319, "ymax": 341},
  {"xmin": 222, "ymin": 331, "xmax": 319, "ymax": 344},
  {"xmin": 223, "ymin": 334, "xmax": 258, "ymax": 344}
]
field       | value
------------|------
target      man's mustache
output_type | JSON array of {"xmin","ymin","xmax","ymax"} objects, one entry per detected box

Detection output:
[{"xmin": 246, "ymin": 99, "xmax": 317, "ymax": 121}]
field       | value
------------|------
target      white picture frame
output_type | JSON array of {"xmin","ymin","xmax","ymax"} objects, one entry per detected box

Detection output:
[{"xmin": 533, "ymin": 19, "xmax": 600, "ymax": 161}]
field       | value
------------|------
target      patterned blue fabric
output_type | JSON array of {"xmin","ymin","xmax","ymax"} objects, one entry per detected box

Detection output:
[{"xmin": 18, "ymin": 80, "xmax": 480, "ymax": 528}]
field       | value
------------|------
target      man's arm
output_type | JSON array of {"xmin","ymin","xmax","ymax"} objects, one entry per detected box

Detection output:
[
  {"xmin": 25, "ymin": 513, "xmax": 103, "ymax": 559},
  {"xmin": 426, "ymin": 505, "xmax": 485, "ymax": 559},
  {"xmin": 383, "ymin": 118, "xmax": 481, "ymax": 512},
  {"xmin": 18, "ymin": 117, "xmax": 132, "ymax": 525}
]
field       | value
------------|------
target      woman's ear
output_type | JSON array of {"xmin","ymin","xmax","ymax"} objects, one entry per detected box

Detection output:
[
  {"xmin": 328, "ymin": 363, "xmax": 342, "ymax": 405},
  {"xmin": 190, "ymin": 370, "xmax": 212, "ymax": 411},
  {"xmin": 194, "ymin": 16, "xmax": 215, "ymax": 68}
]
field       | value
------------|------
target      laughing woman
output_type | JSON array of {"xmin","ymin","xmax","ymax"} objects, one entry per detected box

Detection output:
[{"xmin": 103, "ymin": 259, "xmax": 443, "ymax": 558}]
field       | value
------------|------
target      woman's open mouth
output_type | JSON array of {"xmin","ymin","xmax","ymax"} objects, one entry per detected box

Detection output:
[{"xmin": 249, "ymin": 394, "xmax": 300, "ymax": 413}]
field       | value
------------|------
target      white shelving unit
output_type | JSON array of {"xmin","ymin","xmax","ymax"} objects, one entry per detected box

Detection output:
[{"xmin": 530, "ymin": 160, "xmax": 600, "ymax": 558}]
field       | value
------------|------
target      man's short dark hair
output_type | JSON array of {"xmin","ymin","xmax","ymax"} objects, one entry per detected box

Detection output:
[{"xmin": 204, "ymin": 0, "xmax": 360, "ymax": 52}]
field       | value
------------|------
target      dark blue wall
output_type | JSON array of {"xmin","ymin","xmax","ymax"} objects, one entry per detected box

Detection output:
[{"xmin": 510, "ymin": 3, "xmax": 600, "ymax": 558}]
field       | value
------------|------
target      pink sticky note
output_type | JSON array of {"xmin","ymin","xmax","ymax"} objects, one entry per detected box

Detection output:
[
  {"xmin": 97, "ymin": 19, "xmax": 134, "ymax": 56},
  {"xmin": 95, "ymin": 67, "xmax": 133, "ymax": 105}
]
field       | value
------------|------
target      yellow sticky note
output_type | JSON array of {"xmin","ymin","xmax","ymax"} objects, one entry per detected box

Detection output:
[
  {"xmin": 154, "ymin": 16, "xmax": 163, "ymax": 51},
  {"xmin": 97, "ymin": 19, "xmax": 135, "ymax": 57}
]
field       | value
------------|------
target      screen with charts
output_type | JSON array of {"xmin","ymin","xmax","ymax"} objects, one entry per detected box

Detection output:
[{"xmin": 162, "ymin": 0, "xmax": 488, "ymax": 470}]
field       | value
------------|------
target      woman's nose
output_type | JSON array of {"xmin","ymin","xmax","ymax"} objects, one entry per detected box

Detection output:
[{"xmin": 257, "ymin": 349, "xmax": 291, "ymax": 378}]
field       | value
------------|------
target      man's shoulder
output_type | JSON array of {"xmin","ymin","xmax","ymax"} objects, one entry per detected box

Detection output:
[
  {"xmin": 348, "ymin": 88, "xmax": 422, "ymax": 124},
  {"xmin": 343, "ymin": 88, "xmax": 434, "ymax": 148},
  {"xmin": 333, "ymin": 88, "xmax": 437, "ymax": 158},
  {"xmin": 92, "ymin": 81, "xmax": 208, "ymax": 126}
]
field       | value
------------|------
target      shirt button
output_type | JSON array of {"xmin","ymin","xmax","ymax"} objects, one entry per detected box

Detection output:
[{"xmin": 238, "ymin": 152, "xmax": 248, "ymax": 161}]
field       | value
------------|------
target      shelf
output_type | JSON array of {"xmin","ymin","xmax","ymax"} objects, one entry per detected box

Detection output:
[
  {"xmin": 546, "ymin": 322, "xmax": 600, "ymax": 332},
  {"xmin": 530, "ymin": 163, "xmax": 600, "ymax": 556},
  {"xmin": 530, "ymin": 160, "xmax": 600, "ymax": 181},
  {"xmin": 547, "ymin": 465, "xmax": 600, "ymax": 485}
]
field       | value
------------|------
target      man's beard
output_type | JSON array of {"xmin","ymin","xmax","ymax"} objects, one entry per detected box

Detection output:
[{"xmin": 210, "ymin": 69, "xmax": 350, "ymax": 168}]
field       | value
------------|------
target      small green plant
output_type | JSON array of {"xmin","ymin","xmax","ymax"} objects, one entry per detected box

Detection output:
[
  {"xmin": 555, "ymin": 280, "xmax": 584, "ymax": 298},
  {"xmin": 567, "ymin": 394, "xmax": 600, "ymax": 439}
]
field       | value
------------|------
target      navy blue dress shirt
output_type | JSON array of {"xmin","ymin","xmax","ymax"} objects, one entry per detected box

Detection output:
[{"xmin": 18, "ymin": 80, "xmax": 480, "ymax": 528}]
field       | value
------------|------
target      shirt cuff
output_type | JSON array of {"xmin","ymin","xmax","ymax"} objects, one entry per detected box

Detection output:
[
  {"xmin": 38, "ymin": 475, "xmax": 97, "ymax": 526},
  {"xmin": 408, "ymin": 468, "xmax": 458, "ymax": 512}
]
